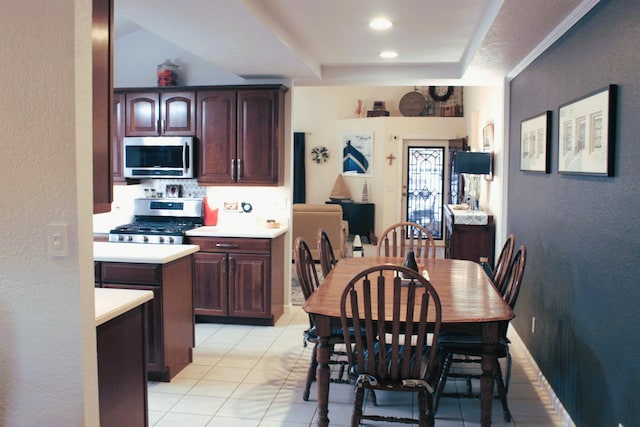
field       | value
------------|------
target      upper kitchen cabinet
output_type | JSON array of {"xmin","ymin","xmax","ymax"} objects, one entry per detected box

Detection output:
[
  {"xmin": 92, "ymin": 0, "xmax": 113, "ymax": 213},
  {"xmin": 197, "ymin": 86, "xmax": 286, "ymax": 186},
  {"xmin": 112, "ymin": 91, "xmax": 125, "ymax": 183},
  {"xmin": 125, "ymin": 91, "xmax": 196, "ymax": 137}
]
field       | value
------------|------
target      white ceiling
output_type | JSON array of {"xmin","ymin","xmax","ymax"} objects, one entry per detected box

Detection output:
[{"xmin": 114, "ymin": 0, "xmax": 598, "ymax": 86}]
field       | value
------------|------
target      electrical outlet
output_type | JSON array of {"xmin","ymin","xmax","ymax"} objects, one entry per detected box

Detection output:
[{"xmin": 531, "ymin": 317, "xmax": 536, "ymax": 334}]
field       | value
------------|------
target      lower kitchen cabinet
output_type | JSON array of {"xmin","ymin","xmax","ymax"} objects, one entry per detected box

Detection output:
[
  {"xmin": 97, "ymin": 301, "xmax": 148, "ymax": 427},
  {"xmin": 444, "ymin": 204, "xmax": 496, "ymax": 267},
  {"xmin": 188, "ymin": 235, "xmax": 284, "ymax": 325},
  {"xmin": 95, "ymin": 255, "xmax": 195, "ymax": 381}
]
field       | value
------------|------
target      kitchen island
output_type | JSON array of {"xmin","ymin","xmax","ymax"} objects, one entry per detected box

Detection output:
[
  {"xmin": 186, "ymin": 225, "xmax": 287, "ymax": 325},
  {"xmin": 95, "ymin": 287, "xmax": 153, "ymax": 427},
  {"xmin": 94, "ymin": 242, "xmax": 199, "ymax": 381}
]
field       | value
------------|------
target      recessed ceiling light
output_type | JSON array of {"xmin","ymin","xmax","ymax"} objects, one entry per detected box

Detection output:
[
  {"xmin": 380, "ymin": 51, "xmax": 398, "ymax": 59},
  {"xmin": 369, "ymin": 17, "xmax": 393, "ymax": 30}
]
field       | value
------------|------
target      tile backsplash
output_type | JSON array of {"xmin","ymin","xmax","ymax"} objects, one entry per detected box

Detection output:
[{"xmin": 93, "ymin": 179, "xmax": 290, "ymax": 233}]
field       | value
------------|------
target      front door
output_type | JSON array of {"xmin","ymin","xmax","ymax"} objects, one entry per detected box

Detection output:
[{"xmin": 403, "ymin": 143, "xmax": 446, "ymax": 240}]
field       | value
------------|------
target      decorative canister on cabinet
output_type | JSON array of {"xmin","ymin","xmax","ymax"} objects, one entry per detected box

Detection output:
[{"xmin": 157, "ymin": 59, "xmax": 178, "ymax": 86}]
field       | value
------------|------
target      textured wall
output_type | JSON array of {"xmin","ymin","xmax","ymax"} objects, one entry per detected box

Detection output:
[
  {"xmin": 0, "ymin": 1, "xmax": 98, "ymax": 425},
  {"xmin": 508, "ymin": 0, "xmax": 640, "ymax": 424}
]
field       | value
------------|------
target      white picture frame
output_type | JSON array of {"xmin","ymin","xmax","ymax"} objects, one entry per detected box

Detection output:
[{"xmin": 341, "ymin": 131, "xmax": 373, "ymax": 176}]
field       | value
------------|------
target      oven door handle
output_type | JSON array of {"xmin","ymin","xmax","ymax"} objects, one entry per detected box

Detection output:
[{"xmin": 215, "ymin": 243, "xmax": 239, "ymax": 249}]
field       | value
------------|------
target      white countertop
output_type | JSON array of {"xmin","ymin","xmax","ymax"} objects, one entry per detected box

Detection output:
[
  {"xmin": 94, "ymin": 242, "xmax": 200, "ymax": 263},
  {"xmin": 446, "ymin": 204, "xmax": 489, "ymax": 225},
  {"xmin": 95, "ymin": 288, "xmax": 154, "ymax": 326},
  {"xmin": 186, "ymin": 225, "xmax": 288, "ymax": 239}
]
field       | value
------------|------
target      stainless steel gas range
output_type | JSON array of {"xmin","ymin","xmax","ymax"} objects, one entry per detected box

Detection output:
[{"xmin": 109, "ymin": 198, "xmax": 203, "ymax": 244}]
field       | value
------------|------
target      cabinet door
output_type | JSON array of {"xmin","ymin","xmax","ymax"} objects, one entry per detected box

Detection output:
[
  {"xmin": 161, "ymin": 91, "xmax": 196, "ymax": 135},
  {"xmin": 228, "ymin": 253, "xmax": 270, "ymax": 318},
  {"xmin": 112, "ymin": 91, "xmax": 125, "ymax": 183},
  {"xmin": 193, "ymin": 252, "xmax": 228, "ymax": 316},
  {"xmin": 236, "ymin": 89, "xmax": 282, "ymax": 185},
  {"xmin": 125, "ymin": 92, "xmax": 160, "ymax": 136},
  {"xmin": 196, "ymin": 90, "xmax": 237, "ymax": 184},
  {"xmin": 92, "ymin": 0, "xmax": 113, "ymax": 213},
  {"xmin": 102, "ymin": 283, "xmax": 164, "ymax": 374}
]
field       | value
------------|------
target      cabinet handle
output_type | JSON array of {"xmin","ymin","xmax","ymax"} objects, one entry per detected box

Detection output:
[
  {"xmin": 237, "ymin": 159, "xmax": 243, "ymax": 177},
  {"xmin": 216, "ymin": 243, "xmax": 239, "ymax": 249},
  {"xmin": 161, "ymin": 119, "xmax": 166, "ymax": 134},
  {"xmin": 231, "ymin": 159, "xmax": 236, "ymax": 179}
]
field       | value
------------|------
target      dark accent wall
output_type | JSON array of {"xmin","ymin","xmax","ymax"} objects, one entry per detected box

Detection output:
[{"xmin": 508, "ymin": 0, "xmax": 640, "ymax": 425}]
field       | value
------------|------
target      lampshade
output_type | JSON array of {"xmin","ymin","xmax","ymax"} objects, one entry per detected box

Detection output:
[{"xmin": 454, "ymin": 151, "xmax": 491, "ymax": 174}]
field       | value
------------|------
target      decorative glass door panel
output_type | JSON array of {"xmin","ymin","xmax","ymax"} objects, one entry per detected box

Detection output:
[{"xmin": 405, "ymin": 147, "xmax": 445, "ymax": 239}]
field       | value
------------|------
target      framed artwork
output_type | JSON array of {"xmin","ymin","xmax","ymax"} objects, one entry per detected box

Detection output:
[
  {"xmin": 341, "ymin": 131, "xmax": 373, "ymax": 176},
  {"xmin": 520, "ymin": 111, "xmax": 551, "ymax": 173},
  {"xmin": 558, "ymin": 85, "xmax": 617, "ymax": 176},
  {"xmin": 482, "ymin": 123, "xmax": 494, "ymax": 181}
]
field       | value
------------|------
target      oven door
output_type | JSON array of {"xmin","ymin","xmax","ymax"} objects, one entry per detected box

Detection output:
[{"xmin": 123, "ymin": 136, "xmax": 193, "ymax": 178}]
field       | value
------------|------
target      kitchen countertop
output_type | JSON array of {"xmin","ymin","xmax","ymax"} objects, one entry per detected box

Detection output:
[
  {"xmin": 94, "ymin": 241, "xmax": 200, "ymax": 263},
  {"xmin": 445, "ymin": 204, "xmax": 489, "ymax": 225},
  {"xmin": 186, "ymin": 225, "xmax": 288, "ymax": 239},
  {"xmin": 95, "ymin": 288, "xmax": 153, "ymax": 326}
]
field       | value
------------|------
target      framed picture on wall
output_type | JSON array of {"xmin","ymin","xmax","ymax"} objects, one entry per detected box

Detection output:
[
  {"xmin": 341, "ymin": 131, "xmax": 373, "ymax": 176},
  {"xmin": 482, "ymin": 123, "xmax": 494, "ymax": 181},
  {"xmin": 520, "ymin": 111, "xmax": 551, "ymax": 173},
  {"xmin": 558, "ymin": 85, "xmax": 617, "ymax": 176}
]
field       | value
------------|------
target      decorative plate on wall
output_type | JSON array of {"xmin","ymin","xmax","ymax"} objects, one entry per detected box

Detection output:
[{"xmin": 311, "ymin": 146, "xmax": 329, "ymax": 163}]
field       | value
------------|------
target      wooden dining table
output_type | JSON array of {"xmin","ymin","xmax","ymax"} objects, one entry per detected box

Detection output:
[{"xmin": 303, "ymin": 256, "xmax": 514, "ymax": 427}]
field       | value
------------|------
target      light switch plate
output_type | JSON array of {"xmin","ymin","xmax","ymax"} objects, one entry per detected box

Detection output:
[{"xmin": 48, "ymin": 224, "xmax": 68, "ymax": 257}]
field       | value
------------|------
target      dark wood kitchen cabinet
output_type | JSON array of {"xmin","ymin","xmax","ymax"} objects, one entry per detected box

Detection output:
[
  {"xmin": 97, "ymin": 300, "xmax": 148, "ymax": 427},
  {"xmin": 444, "ymin": 204, "xmax": 496, "ymax": 267},
  {"xmin": 95, "ymin": 256, "xmax": 195, "ymax": 381},
  {"xmin": 125, "ymin": 90, "xmax": 196, "ymax": 136},
  {"xmin": 112, "ymin": 91, "xmax": 125, "ymax": 183},
  {"xmin": 188, "ymin": 235, "xmax": 284, "ymax": 325},
  {"xmin": 197, "ymin": 86, "xmax": 286, "ymax": 185},
  {"xmin": 92, "ymin": 0, "xmax": 113, "ymax": 213}
]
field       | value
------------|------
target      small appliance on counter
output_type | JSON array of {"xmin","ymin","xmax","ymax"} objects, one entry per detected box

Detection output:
[{"xmin": 109, "ymin": 198, "xmax": 203, "ymax": 244}]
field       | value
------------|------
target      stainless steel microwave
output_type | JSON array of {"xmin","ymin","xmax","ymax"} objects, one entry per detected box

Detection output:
[{"xmin": 123, "ymin": 136, "xmax": 194, "ymax": 179}]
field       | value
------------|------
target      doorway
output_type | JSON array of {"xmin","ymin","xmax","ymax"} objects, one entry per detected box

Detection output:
[{"xmin": 402, "ymin": 142, "xmax": 447, "ymax": 240}]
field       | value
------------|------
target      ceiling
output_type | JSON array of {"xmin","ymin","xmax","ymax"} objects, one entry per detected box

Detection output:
[{"xmin": 114, "ymin": 0, "xmax": 597, "ymax": 86}]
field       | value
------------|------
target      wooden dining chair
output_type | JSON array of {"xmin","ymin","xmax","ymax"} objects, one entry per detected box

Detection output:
[
  {"xmin": 377, "ymin": 221, "xmax": 436, "ymax": 261},
  {"xmin": 433, "ymin": 245, "xmax": 527, "ymax": 422},
  {"xmin": 294, "ymin": 237, "xmax": 350, "ymax": 401},
  {"xmin": 317, "ymin": 228, "xmax": 337, "ymax": 278},
  {"xmin": 340, "ymin": 264, "xmax": 442, "ymax": 427},
  {"xmin": 491, "ymin": 234, "xmax": 516, "ymax": 294}
]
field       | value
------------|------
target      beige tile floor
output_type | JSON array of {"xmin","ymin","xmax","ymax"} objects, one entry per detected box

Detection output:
[{"xmin": 147, "ymin": 305, "xmax": 567, "ymax": 426}]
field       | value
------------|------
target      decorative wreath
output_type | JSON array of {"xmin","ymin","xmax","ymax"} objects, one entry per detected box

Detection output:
[
  {"xmin": 311, "ymin": 146, "xmax": 329, "ymax": 164},
  {"xmin": 429, "ymin": 86, "xmax": 455, "ymax": 102}
]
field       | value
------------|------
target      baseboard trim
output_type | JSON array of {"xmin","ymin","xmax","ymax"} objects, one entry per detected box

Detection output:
[{"xmin": 509, "ymin": 329, "xmax": 576, "ymax": 427}]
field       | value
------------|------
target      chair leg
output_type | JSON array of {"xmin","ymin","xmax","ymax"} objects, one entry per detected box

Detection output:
[
  {"xmin": 505, "ymin": 350, "xmax": 512, "ymax": 394},
  {"xmin": 433, "ymin": 352, "xmax": 453, "ymax": 413},
  {"xmin": 303, "ymin": 343, "xmax": 318, "ymax": 401},
  {"xmin": 368, "ymin": 389, "xmax": 377, "ymax": 406},
  {"xmin": 351, "ymin": 387, "xmax": 365, "ymax": 427},
  {"xmin": 417, "ymin": 389, "xmax": 434, "ymax": 427},
  {"xmin": 494, "ymin": 362, "xmax": 512, "ymax": 422}
]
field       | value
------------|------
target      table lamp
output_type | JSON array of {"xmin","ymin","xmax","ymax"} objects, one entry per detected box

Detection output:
[{"xmin": 453, "ymin": 151, "xmax": 491, "ymax": 210}]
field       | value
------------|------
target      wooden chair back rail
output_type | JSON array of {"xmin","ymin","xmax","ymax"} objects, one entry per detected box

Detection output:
[
  {"xmin": 317, "ymin": 228, "xmax": 337, "ymax": 278},
  {"xmin": 341, "ymin": 266, "xmax": 442, "ymax": 382},
  {"xmin": 493, "ymin": 234, "xmax": 515, "ymax": 294},
  {"xmin": 377, "ymin": 221, "xmax": 436, "ymax": 261}
]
